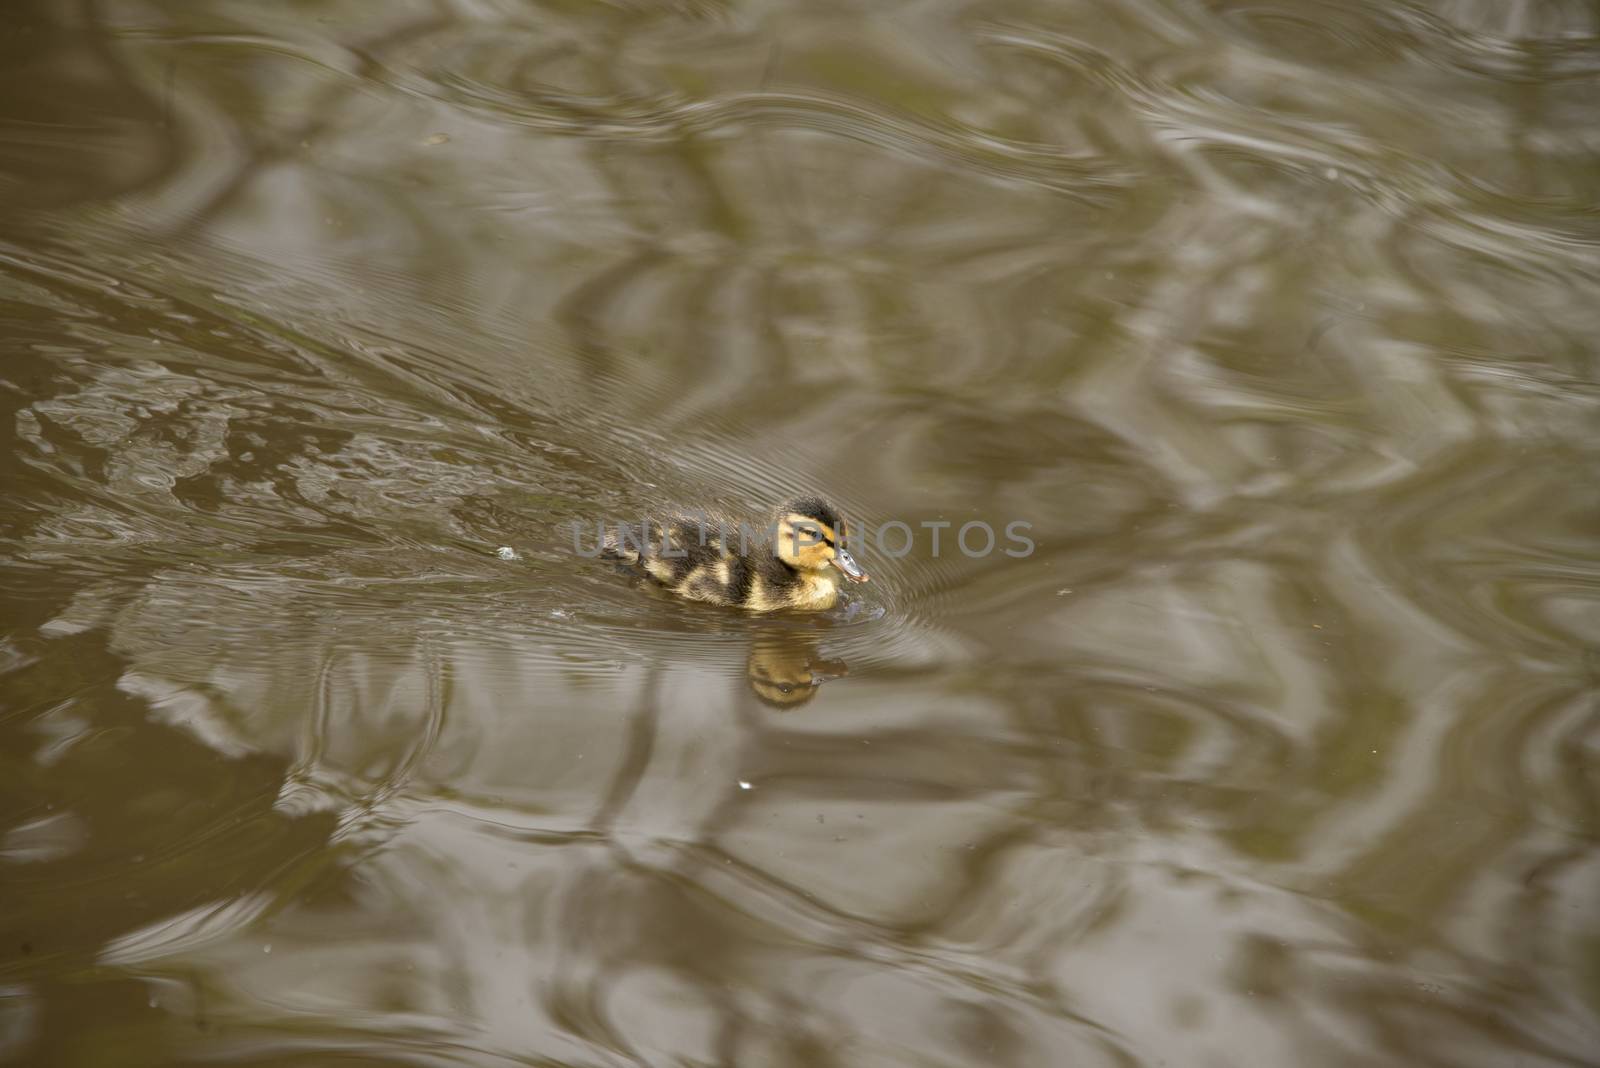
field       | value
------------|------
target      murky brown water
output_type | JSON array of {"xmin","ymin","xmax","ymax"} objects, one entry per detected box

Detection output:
[{"xmin": 4, "ymin": 1, "xmax": 1599, "ymax": 1065}]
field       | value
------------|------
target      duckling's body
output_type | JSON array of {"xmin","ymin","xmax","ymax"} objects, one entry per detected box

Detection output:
[{"xmin": 603, "ymin": 497, "xmax": 868, "ymax": 613}]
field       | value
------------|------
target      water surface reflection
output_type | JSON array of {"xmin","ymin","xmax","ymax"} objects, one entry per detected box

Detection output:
[{"xmin": 3, "ymin": 0, "xmax": 1599, "ymax": 1065}]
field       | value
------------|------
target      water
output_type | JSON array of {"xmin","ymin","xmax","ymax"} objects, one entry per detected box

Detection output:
[{"xmin": 3, "ymin": 1, "xmax": 1598, "ymax": 1065}]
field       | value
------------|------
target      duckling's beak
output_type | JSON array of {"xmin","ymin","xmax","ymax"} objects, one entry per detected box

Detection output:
[{"xmin": 833, "ymin": 547, "xmax": 869, "ymax": 583}]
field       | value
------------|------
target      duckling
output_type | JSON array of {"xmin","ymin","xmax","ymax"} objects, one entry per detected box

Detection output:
[{"xmin": 602, "ymin": 496, "xmax": 869, "ymax": 612}]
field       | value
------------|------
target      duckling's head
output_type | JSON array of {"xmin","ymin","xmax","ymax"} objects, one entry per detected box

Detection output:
[{"xmin": 774, "ymin": 496, "xmax": 869, "ymax": 584}]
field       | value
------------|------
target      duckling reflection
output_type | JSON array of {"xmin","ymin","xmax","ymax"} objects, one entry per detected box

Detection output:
[{"xmin": 746, "ymin": 632, "xmax": 848, "ymax": 710}]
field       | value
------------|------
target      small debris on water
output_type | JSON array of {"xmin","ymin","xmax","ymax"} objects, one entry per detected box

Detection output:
[
  {"xmin": 738, "ymin": 781, "xmax": 752, "ymax": 790},
  {"xmin": 424, "ymin": 133, "xmax": 450, "ymax": 146},
  {"xmin": 496, "ymin": 546, "xmax": 518, "ymax": 561}
]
